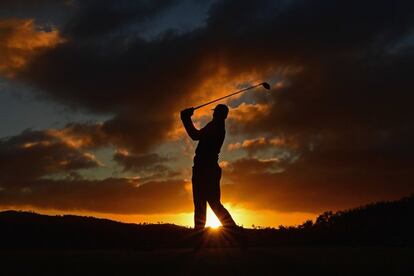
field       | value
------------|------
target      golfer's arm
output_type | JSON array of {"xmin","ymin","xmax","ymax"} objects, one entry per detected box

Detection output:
[{"xmin": 181, "ymin": 117, "xmax": 201, "ymax": 140}]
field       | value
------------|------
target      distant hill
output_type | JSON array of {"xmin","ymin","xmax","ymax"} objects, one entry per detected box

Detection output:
[
  {"xmin": 0, "ymin": 211, "xmax": 189, "ymax": 250},
  {"xmin": 1, "ymin": 195, "xmax": 413, "ymax": 249},
  {"xmin": 264, "ymin": 194, "xmax": 414, "ymax": 247}
]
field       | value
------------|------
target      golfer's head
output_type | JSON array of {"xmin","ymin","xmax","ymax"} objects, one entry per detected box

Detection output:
[{"xmin": 213, "ymin": 104, "xmax": 229, "ymax": 120}]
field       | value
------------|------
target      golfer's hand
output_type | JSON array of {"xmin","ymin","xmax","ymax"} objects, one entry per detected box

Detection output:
[{"xmin": 180, "ymin": 107, "xmax": 194, "ymax": 119}]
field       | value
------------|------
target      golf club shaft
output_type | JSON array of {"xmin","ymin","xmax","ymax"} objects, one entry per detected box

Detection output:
[{"xmin": 193, "ymin": 83, "xmax": 263, "ymax": 110}]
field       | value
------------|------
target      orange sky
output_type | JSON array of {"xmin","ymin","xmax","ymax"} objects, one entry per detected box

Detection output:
[{"xmin": 1, "ymin": 205, "xmax": 317, "ymax": 228}]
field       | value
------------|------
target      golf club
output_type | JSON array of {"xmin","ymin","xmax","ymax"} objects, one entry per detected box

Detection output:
[{"xmin": 194, "ymin": 82, "xmax": 271, "ymax": 110}]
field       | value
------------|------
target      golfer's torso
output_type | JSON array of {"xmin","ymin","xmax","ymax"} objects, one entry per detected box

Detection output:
[{"xmin": 193, "ymin": 121, "xmax": 225, "ymax": 166}]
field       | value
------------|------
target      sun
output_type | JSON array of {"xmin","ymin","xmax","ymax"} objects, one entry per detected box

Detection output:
[{"xmin": 205, "ymin": 207, "xmax": 222, "ymax": 229}]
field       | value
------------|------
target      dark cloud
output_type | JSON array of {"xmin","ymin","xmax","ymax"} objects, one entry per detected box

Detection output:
[
  {"xmin": 0, "ymin": 0, "xmax": 66, "ymax": 10},
  {"xmin": 227, "ymin": 136, "xmax": 297, "ymax": 158},
  {"xmin": 64, "ymin": 0, "xmax": 178, "ymax": 39},
  {"xmin": 11, "ymin": 0, "xmax": 413, "ymax": 149},
  {"xmin": 59, "ymin": 122, "xmax": 109, "ymax": 149},
  {"xmin": 0, "ymin": 18, "xmax": 64, "ymax": 76},
  {"xmin": 0, "ymin": 128, "xmax": 100, "ymax": 183},
  {"xmin": 0, "ymin": 128, "xmax": 190, "ymax": 214},
  {"xmin": 0, "ymin": 177, "xmax": 192, "ymax": 214},
  {"xmin": 223, "ymin": 153, "xmax": 413, "ymax": 213},
  {"xmin": 0, "ymin": 0, "xmax": 73, "ymax": 31},
  {"xmin": 214, "ymin": 0, "xmax": 414, "ymax": 209},
  {"xmin": 113, "ymin": 151, "xmax": 170, "ymax": 173},
  {"xmin": 15, "ymin": 26, "xmax": 208, "ymax": 152},
  {"xmin": 113, "ymin": 150, "xmax": 182, "ymax": 183}
]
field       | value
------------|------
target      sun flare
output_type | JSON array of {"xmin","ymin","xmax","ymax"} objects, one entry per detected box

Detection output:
[{"xmin": 205, "ymin": 207, "xmax": 222, "ymax": 229}]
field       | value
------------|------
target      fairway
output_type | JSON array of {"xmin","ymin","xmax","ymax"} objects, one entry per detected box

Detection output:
[{"xmin": 1, "ymin": 247, "xmax": 413, "ymax": 275}]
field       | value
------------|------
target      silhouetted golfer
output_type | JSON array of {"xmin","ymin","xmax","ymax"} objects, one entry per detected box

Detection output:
[{"xmin": 180, "ymin": 104, "xmax": 237, "ymax": 230}]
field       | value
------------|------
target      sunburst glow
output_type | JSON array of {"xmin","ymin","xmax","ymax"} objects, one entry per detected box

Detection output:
[{"xmin": 205, "ymin": 207, "xmax": 222, "ymax": 228}]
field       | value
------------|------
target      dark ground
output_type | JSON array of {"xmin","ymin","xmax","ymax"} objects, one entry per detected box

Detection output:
[
  {"xmin": 1, "ymin": 196, "xmax": 413, "ymax": 275},
  {"xmin": 1, "ymin": 246, "xmax": 413, "ymax": 275}
]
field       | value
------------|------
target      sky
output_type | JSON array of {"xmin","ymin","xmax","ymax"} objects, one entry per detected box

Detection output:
[{"xmin": 0, "ymin": 0, "xmax": 413, "ymax": 228}]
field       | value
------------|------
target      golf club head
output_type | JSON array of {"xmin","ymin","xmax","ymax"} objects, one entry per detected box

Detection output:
[{"xmin": 261, "ymin": 82, "xmax": 271, "ymax": 90}]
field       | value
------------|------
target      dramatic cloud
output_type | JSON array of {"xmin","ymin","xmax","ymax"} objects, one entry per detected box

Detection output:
[
  {"xmin": 0, "ymin": 128, "xmax": 190, "ymax": 214},
  {"xmin": 114, "ymin": 151, "xmax": 168, "ymax": 172},
  {"xmin": 111, "ymin": 145, "xmax": 182, "ymax": 183},
  {"xmin": 0, "ymin": 0, "xmax": 414, "ymax": 217},
  {"xmin": 0, "ymin": 18, "xmax": 64, "ymax": 76},
  {"xmin": 0, "ymin": 177, "xmax": 192, "ymax": 214},
  {"xmin": 63, "ymin": 0, "xmax": 178, "ymax": 40},
  {"xmin": 0, "ymin": 128, "xmax": 100, "ymax": 183},
  {"xmin": 227, "ymin": 137, "xmax": 294, "ymax": 155},
  {"xmin": 223, "ymin": 153, "xmax": 413, "ymax": 213},
  {"xmin": 48, "ymin": 122, "xmax": 109, "ymax": 149}
]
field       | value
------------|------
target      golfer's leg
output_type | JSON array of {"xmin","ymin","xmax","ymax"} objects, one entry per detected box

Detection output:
[
  {"xmin": 193, "ymin": 192, "xmax": 206, "ymax": 250},
  {"xmin": 209, "ymin": 199, "xmax": 236, "ymax": 227},
  {"xmin": 192, "ymin": 168, "xmax": 207, "ymax": 229},
  {"xmin": 208, "ymin": 166, "xmax": 236, "ymax": 227},
  {"xmin": 194, "ymin": 195, "xmax": 207, "ymax": 230}
]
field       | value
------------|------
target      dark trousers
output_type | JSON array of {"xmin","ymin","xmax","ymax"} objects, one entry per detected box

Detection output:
[{"xmin": 192, "ymin": 163, "xmax": 236, "ymax": 229}]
